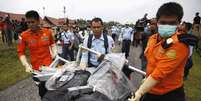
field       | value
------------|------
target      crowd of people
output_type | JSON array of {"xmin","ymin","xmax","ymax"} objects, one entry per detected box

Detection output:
[
  {"xmin": 0, "ymin": 15, "xmax": 28, "ymax": 46},
  {"xmin": 0, "ymin": 1, "xmax": 200, "ymax": 101}
]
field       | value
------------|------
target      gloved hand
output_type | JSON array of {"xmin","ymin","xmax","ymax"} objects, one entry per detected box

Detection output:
[
  {"xmin": 162, "ymin": 38, "xmax": 173, "ymax": 49},
  {"xmin": 51, "ymin": 44, "xmax": 58, "ymax": 59},
  {"xmin": 25, "ymin": 64, "xmax": 33, "ymax": 73},
  {"xmin": 97, "ymin": 54, "xmax": 105, "ymax": 62},
  {"xmin": 79, "ymin": 62, "xmax": 87, "ymax": 70},
  {"xmin": 128, "ymin": 76, "xmax": 158, "ymax": 101},
  {"xmin": 177, "ymin": 34, "xmax": 198, "ymax": 46},
  {"xmin": 128, "ymin": 91, "xmax": 143, "ymax": 101},
  {"xmin": 20, "ymin": 55, "xmax": 33, "ymax": 73},
  {"xmin": 128, "ymin": 95, "xmax": 135, "ymax": 101}
]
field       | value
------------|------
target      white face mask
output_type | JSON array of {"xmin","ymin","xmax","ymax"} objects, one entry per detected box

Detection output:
[{"xmin": 158, "ymin": 24, "xmax": 177, "ymax": 38}]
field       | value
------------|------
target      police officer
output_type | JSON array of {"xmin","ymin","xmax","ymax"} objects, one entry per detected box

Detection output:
[
  {"xmin": 60, "ymin": 20, "xmax": 75, "ymax": 61},
  {"xmin": 80, "ymin": 17, "xmax": 114, "ymax": 68},
  {"xmin": 121, "ymin": 24, "xmax": 133, "ymax": 58},
  {"xmin": 111, "ymin": 25, "xmax": 119, "ymax": 41}
]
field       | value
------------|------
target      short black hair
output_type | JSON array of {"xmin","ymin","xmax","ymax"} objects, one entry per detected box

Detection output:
[
  {"xmin": 156, "ymin": 2, "xmax": 183, "ymax": 22},
  {"xmin": 91, "ymin": 17, "xmax": 103, "ymax": 25},
  {"xmin": 25, "ymin": 10, "xmax": 40, "ymax": 21},
  {"xmin": 184, "ymin": 22, "xmax": 192, "ymax": 31},
  {"xmin": 196, "ymin": 12, "xmax": 199, "ymax": 16}
]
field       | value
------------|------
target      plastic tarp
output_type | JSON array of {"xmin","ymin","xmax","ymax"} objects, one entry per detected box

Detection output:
[
  {"xmin": 45, "ymin": 53, "xmax": 134, "ymax": 101},
  {"xmin": 88, "ymin": 53, "xmax": 134, "ymax": 100}
]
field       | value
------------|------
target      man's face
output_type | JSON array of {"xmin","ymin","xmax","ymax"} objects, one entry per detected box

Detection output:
[
  {"xmin": 26, "ymin": 18, "xmax": 40, "ymax": 31},
  {"xmin": 157, "ymin": 15, "xmax": 180, "ymax": 38},
  {"xmin": 62, "ymin": 24, "xmax": 68, "ymax": 31},
  {"xmin": 91, "ymin": 21, "xmax": 103, "ymax": 36},
  {"xmin": 157, "ymin": 16, "xmax": 179, "ymax": 26},
  {"xmin": 149, "ymin": 19, "xmax": 157, "ymax": 32},
  {"xmin": 68, "ymin": 20, "xmax": 75, "ymax": 29},
  {"xmin": 177, "ymin": 23, "xmax": 187, "ymax": 34}
]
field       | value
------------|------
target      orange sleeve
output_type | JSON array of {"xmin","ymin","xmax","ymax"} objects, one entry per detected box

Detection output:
[
  {"xmin": 47, "ymin": 29, "xmax": 54, "ymax": 45},
  {"xmin": 151, "ymin": 42, "xmax": 189, "ymax": 81},
  {"xmin": 17, "ymin": 33, "xmax": 26, "ymax": 57}
]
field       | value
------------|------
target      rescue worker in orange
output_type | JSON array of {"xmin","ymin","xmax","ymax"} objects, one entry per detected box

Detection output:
[
  {"xmin": 17, "ymin": 10, "xmax": 57, "ymax": 98},
  {"xmin": 129, "ymin": 2, "xmax": 188, "ymax": 101}
]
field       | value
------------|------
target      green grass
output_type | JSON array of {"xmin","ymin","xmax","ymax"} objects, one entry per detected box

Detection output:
[
  {"xmin": 0, "ymin": 44, "xmax": 30, "ymax": 90},
  {"xmin": 184, "ymin": 52, "xmax": 201, "ymax": 101}
]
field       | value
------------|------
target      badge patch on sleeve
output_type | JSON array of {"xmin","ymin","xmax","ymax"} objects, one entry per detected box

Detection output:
[{"xmin": 165, "ymin": 49, "xmax": 176, "ymax": 59}]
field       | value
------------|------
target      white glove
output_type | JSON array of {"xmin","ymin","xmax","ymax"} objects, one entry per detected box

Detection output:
[
  {"xmin": 79, "ymin": 62, "xmax": 87, "ymax": 70},
  {"xmin": 128, "ymin": 76, "xmax": 158, "ymax": 101},
  {"xmin": 50, "ymin": 44, "xmax": 58, "ymax": 59},
  {"xmin": 141, "ymin": 77, "xmax": 146, "ymax": 84},
  {"xmin": 19, "ymin": 55, "xmax": 33, "ymax": 73},
  {"xmin": 128, "ymin": 93, "xmax": 142, "ymax": 101},
  {"xmin": 25, "ymin": 65, "xmax": 33, "ymax": 73},
  {"xmin": 128, "ymin": 90, "xmax": 143, "ymax": 101},
  {"xmin": 128, "ymin": 96, "xmax": 134, "ymax": 101}
]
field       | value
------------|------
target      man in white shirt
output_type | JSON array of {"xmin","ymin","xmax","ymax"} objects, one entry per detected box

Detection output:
[{"xmin": 80, "ymin": 17, "xmax": 114, "ymax": 68}]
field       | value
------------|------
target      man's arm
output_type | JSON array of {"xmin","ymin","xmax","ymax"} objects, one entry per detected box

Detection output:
[
  {"xmin": 79, "ymin": 36, "xmax": 89, "ymax": 69},
  {"xmin": 17, "ymin": 34, "xmax": 33, "ymax": 73},
  {"xmin": 48, "ymin": 30, "xmax": 57, "ymax": 59}
]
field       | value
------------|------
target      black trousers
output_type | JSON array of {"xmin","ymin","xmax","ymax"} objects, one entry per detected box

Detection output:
[
  {"xmin": 184, "ymin": 56, "xmax": 193, "ymax": 79},
  {"xmin": 122, "ymin": 40, "xmax": 131, "ymax": 58},
  {"xmin": 38, "ymin": 81, "xmax": 47, "ymax": 99},
  {"xmin": 32, "ymin": 76, "xmax": 47, "ymax": 99},
  {"xmin": 62, "ymin": 44, "xmax": 75, "ymax": 61},
  {"xmin": 141, "ymin": 87, "xmax": 185, "ymax": 101},
  {"xmin": 112, "ymin": 34, "xmax": 116, "ymax": 41}
]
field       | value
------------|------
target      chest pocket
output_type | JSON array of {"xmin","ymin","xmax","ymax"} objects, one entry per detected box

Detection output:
[
  {"xmin": 40, "ymin": 36, "xmax": 50, "ymax": 46},
  {"xmin": 27, "ymin": 39, "xmax": 38, "ymax": 49}
]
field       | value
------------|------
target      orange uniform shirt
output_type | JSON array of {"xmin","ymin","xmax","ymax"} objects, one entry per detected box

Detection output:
[
  {"xmin": 144, "ymin": 32, "xmax": 189, "ymax": 95},
  {"xmin": 17, "ymin": 28, "xmax": 54, "ymax": 70}
]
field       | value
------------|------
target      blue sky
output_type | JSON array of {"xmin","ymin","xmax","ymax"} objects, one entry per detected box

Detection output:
[{"xmin": 0, "ymin": 0, "xmax": 201, "ymax": 23}]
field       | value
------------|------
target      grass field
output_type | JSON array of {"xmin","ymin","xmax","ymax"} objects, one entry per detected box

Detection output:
[
  {"xmin": 0, "ymin": 43, "xmax": 30, "ymax": 91},
  {"xmin": 185, "ymin": 52, "xmax": 201, "ymax": 101},
  {"xmin": 0, "ymin": 40, "xmax": 201, "ymax": 101}
]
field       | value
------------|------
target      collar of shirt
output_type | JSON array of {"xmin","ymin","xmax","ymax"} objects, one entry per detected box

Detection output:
[
  {"xmin": 92, "ymin": 33, "xmax": 104, "ymax": 41},
  {"xmin": 28, "ymin": 28, "xmax": 43, "ymax": 35}
]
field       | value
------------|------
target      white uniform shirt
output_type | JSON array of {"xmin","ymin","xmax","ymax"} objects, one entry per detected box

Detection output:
[
  {"xmin": 61, "ymin": 31, "xmax": 75, "ymax": 44},
  {"xmin": 80, "ymin": 33, "xmax": 114, "ymax": 66},
  {"xmin": 122, "ymin": 27, "xmax": 133, "ymax": 40}
]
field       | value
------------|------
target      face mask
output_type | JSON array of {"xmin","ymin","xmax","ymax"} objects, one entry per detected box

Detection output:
[{"xmin": 158, "ymin": 24, "xmax": 177, "ymax": 38}]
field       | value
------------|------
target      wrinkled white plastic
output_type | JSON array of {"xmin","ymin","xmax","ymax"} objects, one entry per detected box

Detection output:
[
  {"xmin": 45, "ymin": 53, "xmax": 135, "ymax": 100},
  {"xmin": 45, "ymin": 61, "xmax": 80, "ymax": 90},
  {"xmin": 88, "ymin": 53, "xmax": 134, "ymax": 100}
]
